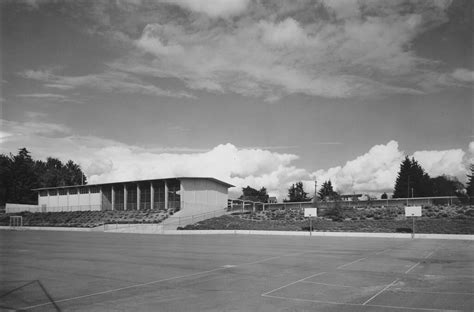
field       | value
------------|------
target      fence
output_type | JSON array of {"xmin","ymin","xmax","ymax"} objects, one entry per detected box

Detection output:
[{"xmin": 260, "ymin": 196, "xmax": 466, "ymax": 212}]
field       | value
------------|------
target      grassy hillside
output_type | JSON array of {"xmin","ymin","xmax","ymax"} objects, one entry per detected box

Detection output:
[{"xmin": 180, "ymin": 205, "xmax": 474, "ymax": 234}]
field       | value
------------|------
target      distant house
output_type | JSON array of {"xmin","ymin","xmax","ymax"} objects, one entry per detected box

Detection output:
[
  {"xmin": 340, "ymin": 194, "xmax": 363, "ymax": 201},
  {"xmin": 268, "ymin": 196, "xmax": 277, "ymax": 203}
]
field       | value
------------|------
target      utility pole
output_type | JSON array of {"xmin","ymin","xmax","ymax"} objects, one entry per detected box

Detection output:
[{"xmin": 314, "ymin": 179, "xmax": 317, "ymax": 202}]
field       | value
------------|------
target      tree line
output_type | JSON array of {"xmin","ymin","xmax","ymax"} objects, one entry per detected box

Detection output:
[
  {"xmin": 0, "ymin": 148, "xmax": 87, "ymax": 205},
  {"xmin": 393, "ymin": 156, "xmax": 472, "ymax": 199},
  {"xmin": 239, "ymin": 158, "xmax": 474, "ymax": 203}
]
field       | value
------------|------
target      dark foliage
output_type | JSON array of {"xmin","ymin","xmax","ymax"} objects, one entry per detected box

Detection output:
[
  {"xmin": 0, "ymin": 148, "xmax": 86, "ymax": 205},
  {"xmin": 285, "ymin": 181, "xmax": 310, "ymax": 202},
  {"xmin": 318, "ymin": 180, "xmax": 339, "ymax": 201},
  {"xmin": 239, "ymin": 186, "xmax": 269, "ymax": 202}
]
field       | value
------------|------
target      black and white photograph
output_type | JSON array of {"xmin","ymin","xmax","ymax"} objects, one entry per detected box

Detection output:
[{"xmin": 1, "ymin": 0, "xmax": 473, "ymax": 311}]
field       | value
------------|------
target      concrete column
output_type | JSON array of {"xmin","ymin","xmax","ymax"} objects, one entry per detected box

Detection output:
[
  {"xmin": 124, "ymin": 184, "xmax": 128, "ymax": 211},
  {"xmin": 99, "ymin": 187, "xmax": 103, "ymax": 211},
  {"xmin": 150, "ymin": 182, "xmax": 154, "ymax": 210},
  {"xmin": 137, "ymin": 184, "xmax": 140, "ymax": 210},
  {"xmin": 111, "ymin": 185, "xmax": 115, "ymax": 211},
  {"xmin": 164, "ymin": 180, "xmax": 168, "ymax": 209}
]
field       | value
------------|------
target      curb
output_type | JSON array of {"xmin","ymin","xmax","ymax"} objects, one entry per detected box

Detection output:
[{"xmin": 1, "ymin": 226, "xmax": 472, "ymax": 240}]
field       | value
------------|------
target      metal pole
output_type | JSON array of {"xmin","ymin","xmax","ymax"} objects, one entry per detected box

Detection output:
[
  {"xmin": 310, "ymin": 217, "xmax": 312, "ymax": 237},
  {"xmin": 412, "ymin": 216, "xmax": 415, "ymax": 239},
  {"xmin": 407, "ymin": 176, "xmax": 410, "ymax": 205}
]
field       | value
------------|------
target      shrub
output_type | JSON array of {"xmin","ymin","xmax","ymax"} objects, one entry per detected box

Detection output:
[{"xmin": 396, "ymin": 227, "xmax": 412, "ymax": 233}]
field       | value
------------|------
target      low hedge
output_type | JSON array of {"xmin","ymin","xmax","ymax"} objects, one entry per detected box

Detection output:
[{"xmin": 0, "ymin": 210, "xmax": 171, "ymax": 228}]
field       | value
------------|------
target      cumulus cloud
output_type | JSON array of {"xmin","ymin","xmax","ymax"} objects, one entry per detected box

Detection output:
[
  {"xmin": 312, "ymin": 140, "xmax": 473, "ymax": 196},
  {"xmin": 312, "ymin": 141, "xmax": 405, "ymax": 194},
  {"xmin": 1, "ymin": 119, "xmax": 308, "ymax": 198},
  {"xmin": 451, "ymin": 68, "xmax": 474, "ymax": 83},
  {"xmin": 2, "ymin": 119, "xmax": 471, "ymax": 199},
  {"xmin": 412, "ymin": 149, "xmax": 466, "ymax": 178}
]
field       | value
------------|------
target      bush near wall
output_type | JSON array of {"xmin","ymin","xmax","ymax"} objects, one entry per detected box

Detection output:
[{"xmin": 0, "ymin": 210, "xmax": 171, "ymax": 228}]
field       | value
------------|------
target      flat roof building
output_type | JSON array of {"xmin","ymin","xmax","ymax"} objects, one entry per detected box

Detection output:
[{"xmin": 33, "ymin": 177, "xmax": 234, "ymax": 217}]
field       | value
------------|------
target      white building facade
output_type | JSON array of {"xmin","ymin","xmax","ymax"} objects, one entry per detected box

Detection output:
[{"xmin": 33, "ymin": 177, "xmax": 233, "ymax": 214}]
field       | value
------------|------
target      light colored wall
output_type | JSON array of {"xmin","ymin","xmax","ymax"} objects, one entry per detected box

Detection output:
[
  {"xmin": 6, "ymin": 203, "xmax": 41, "ymax": 213},
  {"xmin": 180, "ymin": 179, "xmax": 229, "ymax": 217},
  {"xmin": 37, "ymin": 189, "xmax": 102, "ymax": 212}
]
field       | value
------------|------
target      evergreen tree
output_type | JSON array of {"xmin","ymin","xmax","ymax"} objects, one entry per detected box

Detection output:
[
  {"xmin": 410, "ymin": 158, "xmax": 432, "ymax": 197},
  {"xmin": 466, "ymin": 164, "xmax": 474, "ymax": 198},
  {"xmin": 393, "ymin": 157, "xmax": 432, "ymax": 198},
  {"xmin": 393, "ymin": 157, "xmax": 412, "ymax": 198},
  {"xmin": 0, "ymin": 154, "xmax": 12, "ymax": 205},
  {"xmin": 431, "ymin": 175, "xmax": 464, "ymax": 197},
  {"xmin": 9, "ymin": 148, "xmax": 39, "ymax": 204},
  {"xmin": 0, "ymin": 148, "xmax": 86, "ymax": 205},
  {"xmin": 285, "ymin": 182, "xmax": 310, "ymax": 202},
  {"xmin": 318, "ymin": 180, "xmax": 338, "ymax": 201}
]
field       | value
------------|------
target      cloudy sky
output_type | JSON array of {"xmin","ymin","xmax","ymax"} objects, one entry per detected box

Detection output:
[{"xmin": 1, "ymin": 0, "xmax": 473, "ymax": 199}]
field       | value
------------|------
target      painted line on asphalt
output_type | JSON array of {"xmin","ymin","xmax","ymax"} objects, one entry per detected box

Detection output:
[
  {"xmin": 22, "ymin": 267, "xmax": 227, "ymax": 310},
  {"xmin": 393, "ymin": 289, "xmax": 474, "ymax": 296},
  {"xmin": 424, "ymin": 251, "xmax": 435, "ymax": 259},
  {"xmin": 405, "ymin": 262, "xmax": 421, "ymax": 274},
  {"xmin": 405, "ymin": 249, "xmax": 436, "ymax": 274},
  {"xmin": 300, "ymin": 281, "xmax": 356, "ymax": 288},
  {"xmin": 337, "ymin": 257, "xmax": 367, "ymax": 269},
  {"xmin": 375, "ymin": 248, "xmax": 391, "ymax": 255},
  {"xmin": 261, "ymin": 272, "xmax": 327, "ymax": 296},
  {"xmin": 362, "ymin": 278, "xmax": 399, "ymax": 305},
  {"xmin": 262, "ymin": 293, "xmax": 459, "ymax": 311},
  {"xmin": 21, "ymin": 249, "xmax": 317, "ymax": 310}
]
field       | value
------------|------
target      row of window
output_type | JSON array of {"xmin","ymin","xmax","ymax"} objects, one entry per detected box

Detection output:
[
  {"xmin": 39, "ymin": 182, "xmax": 181, "ymax": 197},
  {"xmin": 39, "ymin": 186, "xmax": 100, "ymax": 197}
]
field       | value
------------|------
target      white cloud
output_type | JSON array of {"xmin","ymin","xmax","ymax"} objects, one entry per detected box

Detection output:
[
  {"xmin": 114, "ymin": 0, "xmax": 455, "ymax": 100},
  {"xmin": 312, "ymin": 140, "xmax": 473, "ymax": 195},
  {"xmin": 259, "ymin": 18, "xmax": 309, "ymax": 47},
  {"xmin": 0, "ymin": 119, "xmax": 307, "ymax": 199},
  {"xmin": 164, "ymin": 0, "xmax": 250, "ymax": 18},
  {"xmin": 17, "ymin": 93, "xmax": 68, "ymax": 100},
  {"xmin": 2, "ymin": 119, "xmax": 471, "ymax": 199},
  {"xmin": 24, "ymin": 111, "xmax": 48, "ymax": 120},
  {"xmin": 451, "ymin": 68, "xmax": 474, "ymax": 83},
  {"xmin": 21, "ymin": 69, "xmax": 194, "ymax": 98},
  {"xmin": 412, "ymin": 149, "xmax": 466, "ymax": 178},
  {"xmin": 312, "ymin": 141, "xmax": 404, "ymax": 194},
  {"xmin": 468, "ymin": 142, "xmax": 474, "ymax": 164}
]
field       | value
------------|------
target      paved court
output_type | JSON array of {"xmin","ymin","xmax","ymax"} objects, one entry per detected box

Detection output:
[{"xmin": 0, "ymin": 231, "xmax": 473, "ymax": 311}]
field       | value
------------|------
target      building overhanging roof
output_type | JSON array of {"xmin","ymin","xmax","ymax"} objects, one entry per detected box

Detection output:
[{"xmin": 32, "ymin": 177, "xmax": 235, "ymax": 191}]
